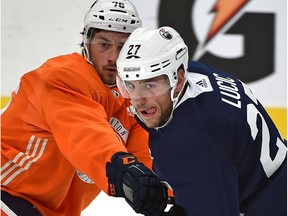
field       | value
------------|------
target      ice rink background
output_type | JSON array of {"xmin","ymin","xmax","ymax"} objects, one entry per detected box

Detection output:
[{"xmin": 1, "ymin": 0, "xmax": 286, "ymax": 215}]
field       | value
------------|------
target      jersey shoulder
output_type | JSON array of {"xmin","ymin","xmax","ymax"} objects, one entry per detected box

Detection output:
[
  {"xmin": 187, "ymin": 61, "xmax": 258, "ymax": 107},
  {"xmin": 22, "ymin": 53, "xmax": 108, "ymax": 98}
]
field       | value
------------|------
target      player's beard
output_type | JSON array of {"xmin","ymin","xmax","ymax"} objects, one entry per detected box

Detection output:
[
  {"xmin": 157, "ymin": 101, "xmax": 173, "ymax": 128},
  {"xmin": 95, "ymin": 64, "xmax": 118, "ymax": 86},
  {"xmin": 135, "ymin": 95, "xmax": 173, "ymax": 129}
]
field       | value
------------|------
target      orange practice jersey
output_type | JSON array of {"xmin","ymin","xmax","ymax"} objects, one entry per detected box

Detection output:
[{"xmin": 1, "ymin": 53, "xmax": 152, "ymax": 215}]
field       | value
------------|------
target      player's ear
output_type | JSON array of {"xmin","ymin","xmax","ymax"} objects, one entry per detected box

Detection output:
[{"xmin": 174, "ymin": 69, "xmax": 185, "ymax": 97}]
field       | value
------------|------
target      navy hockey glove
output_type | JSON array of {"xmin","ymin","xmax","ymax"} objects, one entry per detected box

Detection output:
[{"xmin": 106, "ymin": 152, "xmax": 168, "ymax": 215}]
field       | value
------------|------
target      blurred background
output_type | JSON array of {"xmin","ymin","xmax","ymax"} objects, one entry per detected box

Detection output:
[{"xmin": 1, "ymin": 0, "xmax": 287, "ymax": 215}]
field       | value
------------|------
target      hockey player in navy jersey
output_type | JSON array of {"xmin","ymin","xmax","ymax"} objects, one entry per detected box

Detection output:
[{"xmin": 116, "ymin": 26, "xmax": 287, "ymax": 216}]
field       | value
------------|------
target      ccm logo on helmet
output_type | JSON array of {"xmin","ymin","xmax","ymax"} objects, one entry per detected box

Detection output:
[{"xmin": 109, "ymin": 17, "xmax": 128, "ymax": 23}]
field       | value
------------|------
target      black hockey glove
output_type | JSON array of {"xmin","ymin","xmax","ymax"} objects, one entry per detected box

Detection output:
[{"xmin": 106, "ymin": 152, "xmax": 168, "ymax": 215}]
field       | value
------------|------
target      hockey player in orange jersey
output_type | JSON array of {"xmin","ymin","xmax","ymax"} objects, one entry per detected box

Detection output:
[{"xmin": 0, "ymin": 1, "xmax": 168, "ymax": 215}]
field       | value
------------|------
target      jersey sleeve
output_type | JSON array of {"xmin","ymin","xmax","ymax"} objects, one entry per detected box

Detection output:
[{"xmin": 38, "ymin": 65, "xmax": 128, "ymax": 194}]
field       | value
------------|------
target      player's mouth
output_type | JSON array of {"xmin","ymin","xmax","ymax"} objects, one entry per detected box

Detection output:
[
  {"xmin": 105, "ymin": 67, "xmax": 118, "ymax": 76},
  {"xmin": 137, "ymin": 107, "xmax": 157, "ymax": 118}
]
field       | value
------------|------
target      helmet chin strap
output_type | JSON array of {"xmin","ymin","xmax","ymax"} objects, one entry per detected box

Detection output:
[{"xmin": 82, "ymin": 41, "xmax": 94, "ymax": 66}]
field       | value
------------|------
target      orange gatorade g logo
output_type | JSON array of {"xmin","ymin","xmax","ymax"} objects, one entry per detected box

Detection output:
[{"xmin": 122, "ymin": 156, "xmax": 136, "ymax": 165}]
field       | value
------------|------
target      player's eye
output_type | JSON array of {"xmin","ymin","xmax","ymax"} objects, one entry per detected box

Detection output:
[
  {"xmin": 99, "ymin": 42, "xmax": 111, "ymax": 48},
  {"xmin": 126, "ymin": 82, "xmax": 135, "ymax": 90},
  {"xmin": 145, "ymin": 83, "xmax": 156, "ymax": 89}
]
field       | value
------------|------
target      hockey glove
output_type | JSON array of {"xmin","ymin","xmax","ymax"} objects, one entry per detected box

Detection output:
[{"xmin": 106, "ymin": 152, "xmax": 168, "ymax": 215}]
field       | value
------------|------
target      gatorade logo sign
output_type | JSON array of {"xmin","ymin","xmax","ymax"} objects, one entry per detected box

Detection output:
[{"xmin": 158, "ymin": 0, "xmax": 276, "ymax": 83}]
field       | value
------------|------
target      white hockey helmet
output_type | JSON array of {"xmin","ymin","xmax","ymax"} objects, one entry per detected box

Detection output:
[
  {"xmin": 117, "ymin": 26, "xmax": 188, "ymax": 100},
  {"xmin": 83, "ymin": 0, "xmax": 142, "ymax": 38}
]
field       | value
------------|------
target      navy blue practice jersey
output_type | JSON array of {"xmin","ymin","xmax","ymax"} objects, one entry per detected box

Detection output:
[{"xmin": 144, "ymin": 61, "xmax": 287, "ymax": 216}]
